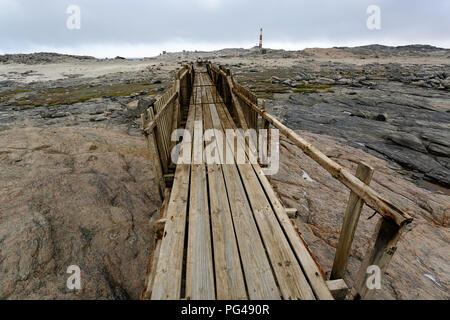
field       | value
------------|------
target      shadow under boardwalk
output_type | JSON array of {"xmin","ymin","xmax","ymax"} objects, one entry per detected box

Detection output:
[{"xmin": 148, "ymin": 67, "xmax": 333, "ymax": 300}]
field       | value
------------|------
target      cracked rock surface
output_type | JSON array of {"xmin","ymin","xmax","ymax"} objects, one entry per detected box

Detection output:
[{"xmin": 0, "ymin": 127, "xmax": 160, "ymax": 299}]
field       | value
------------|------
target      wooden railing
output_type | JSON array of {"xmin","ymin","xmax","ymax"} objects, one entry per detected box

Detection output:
[
  {"xmin": 141, "ymin": 63, "xmax": 195, "ymax": 201},
  {"xmin": 206, "ymin": 61, "xmax": 413, "ymax": 300}
]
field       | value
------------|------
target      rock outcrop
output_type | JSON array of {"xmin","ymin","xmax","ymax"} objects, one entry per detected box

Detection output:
[{"xmin": 0, "ymin": 127, "xmax": 160, "ymax": 299}]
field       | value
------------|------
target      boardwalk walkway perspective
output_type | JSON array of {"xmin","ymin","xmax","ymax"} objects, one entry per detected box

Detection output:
[{"xmin": 140, "ymin": 62, "xmax": 413, "ymax": 300}]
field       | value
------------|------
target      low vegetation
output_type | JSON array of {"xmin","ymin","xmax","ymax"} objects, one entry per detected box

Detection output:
[{"xmin": 0, "ymin": 82, "xmax": 163, "ymax": 107}]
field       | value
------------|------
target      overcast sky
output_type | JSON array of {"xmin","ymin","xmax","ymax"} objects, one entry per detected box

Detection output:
[{"xmin": 1, "ymin": 0, "xmax": 449, "ymax": 58}]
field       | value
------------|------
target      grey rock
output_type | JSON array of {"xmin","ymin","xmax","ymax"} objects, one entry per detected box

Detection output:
[
  {"xmin": 387, "ymin": 132, "xmax": 427, "ymax": 153},
  {"xmin": 271, "ymin": 76, "xmax": 282, "ymax": 84},
  {"xmin": 91, "ymin": 115, "xmax": 107, "ymax": 122},
  {"xmin": 427, "ymin": 143, "xmax": 450, "ymax": 157},
  {"xmin": 317, "ymin": 77, "xmax": 335, "ymax": 85},
  {"xmin": 336, "ymin": 78, "xmax": 353, "ymax": 85}
]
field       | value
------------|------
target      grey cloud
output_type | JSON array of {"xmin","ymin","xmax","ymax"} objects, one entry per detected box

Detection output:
[{"xmin": 0, "ymin": 0, "xmax": 449, "ymax": 55}]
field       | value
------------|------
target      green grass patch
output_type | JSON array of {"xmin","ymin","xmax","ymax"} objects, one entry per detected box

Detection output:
[
  {"xmin": 0, "ymin": 89, "xmax": 28, "ymax": 98},
  {"xmin": 292, "ymin": 83, "xmax": 333, "ymax": 93},
  {"xmin": 0, "ymin": 82, "xmax": 164, "ymax": 107}
]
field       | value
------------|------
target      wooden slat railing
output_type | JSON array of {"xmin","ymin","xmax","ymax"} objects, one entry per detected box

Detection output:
[
  {"xmin": 141, "ymin": 63, "xmax": 195, "ymax": 201},
  {"xmin": 206, "ymin": 61, "xmax": 413, "ymax": 300}
]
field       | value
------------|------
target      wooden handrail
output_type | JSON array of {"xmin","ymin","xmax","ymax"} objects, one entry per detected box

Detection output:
[
  {"xmin": 231, "ymin": 86, "xmax": 412, "ymax": 227},
  {"xmin": 206, "ymin": 61, "xmax": 412, "ymax": 226},
  {"xmin": 143, "ymin": 91, "xmax": 178, "ymax": 133}
]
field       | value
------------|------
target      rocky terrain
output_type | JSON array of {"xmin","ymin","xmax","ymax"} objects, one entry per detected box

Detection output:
[
  {"xmin": 0, "ymin": 45, "xmax": 449, "ymax": 299},
  {"xmin": 0, "ymin": 52, "xmax": 97, "ymax": 65}
]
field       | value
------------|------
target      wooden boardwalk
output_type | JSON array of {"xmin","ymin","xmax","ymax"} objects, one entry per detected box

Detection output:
[
  {"xmin": 146, "ymin": 68, "xmax": 333, "ymax": 300},
  {"xmin": 141, "ymin": 63, "xmax": 412, "ymax": 300}
]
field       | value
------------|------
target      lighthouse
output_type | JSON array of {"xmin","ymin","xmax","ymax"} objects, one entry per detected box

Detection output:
[{"xmin": 259, "ymin": 28, "xmax": 263, "ymax": 49}]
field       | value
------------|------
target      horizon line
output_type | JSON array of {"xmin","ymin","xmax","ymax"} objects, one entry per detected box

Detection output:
[{"xmin": 1, "ymin": 41, "xmax": 449, "ymax": 59}]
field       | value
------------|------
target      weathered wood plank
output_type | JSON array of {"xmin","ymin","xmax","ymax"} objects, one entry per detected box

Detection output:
[
  {"xmin": 218, "ymin": 89, "xmax": 333, "ymax": 300},
  {"xmin": 213, "ymin": 97, "xmax": 316, "ymax": 300},
  {"xmin": 185, "ymin": 95, "xmax": 215, "ymax": 300},
  {"xmin": 205, "ymin": 87, "xmax": 280, "ymax": 300},
  {"xmin": 203, "ymin": 93, "xmax": 248, "ymax": 300}
]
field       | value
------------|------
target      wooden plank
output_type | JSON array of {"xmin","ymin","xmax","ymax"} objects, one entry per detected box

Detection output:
[
  {"xmin": 203, "ymin": 94, "xmax": 248, "ymax": 300},
  {"xmin": 212, "ymin": 97, "xmax": 316, "ymax": 300},
  {"xmin": 150, "ymin": 91, "xmax": 196, "ymax": 300},
  {"xmin": 217, "ymin": 88, "xmax": 334, "ymax": 300},
  {"xmin": 331, "ymin": 162, "xmax": 374, "ymax": 280},
  {"xmin": 185, "ymin": 96, "xmax": 215, "ymax": 300},
  {"xmin": 205, "ymin": 88, "xmax": 280, "ymax": 300},
  {"xmin": 230, "ymin": 85, "xmax": 412, "ymax": 227},
  {"xmin": 351, "ymin": 217, "xmax": 404, "ymax": 300}
]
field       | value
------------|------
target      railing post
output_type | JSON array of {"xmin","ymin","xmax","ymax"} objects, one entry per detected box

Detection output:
[
  {"xmin": 350, "ymin": 217, "xmax": 404, "ymax": 300},
  {"xmin": 331, "ymin": 162, "xmax": 374, "ymax": 280},
  {"xmin": 260, "ymin": 100, "xmax": 270, "ymax": 167},
  {"xmin": 170, "ymin": 72, "xmax": 181, "ymax": 155}
]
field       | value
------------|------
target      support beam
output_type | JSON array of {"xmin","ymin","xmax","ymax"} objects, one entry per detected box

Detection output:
[
  {"xmin": 331, "ymin": 162, "xmax": 374, "ymax": 280},
  {"xmin": 326, "ymin": 279, "xmax": 349, "ymax": 300},
  {"xmin": 351, "ymin": 217, "xmax": 404, "ymax": 300}
]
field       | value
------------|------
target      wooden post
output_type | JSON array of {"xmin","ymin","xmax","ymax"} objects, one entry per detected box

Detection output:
[
  {"xmin": 331, "ymin": 162, "xmax": 374, "ymax": 280},
  {"xmin": 326, "ymin": 279, "xmax": 349, "ymax": 300},
  {"xmin": 350, "ymin": 217, "xmax": 404, "ymax": 300},
  {"xmin": 260, "ymin": 100, "xmax": 270, "ymax": 166},
  {"xmin": 170, "ymin": 74, "xmax": 181, "ymax": 155},
  {"xmin": 145, "ymin": 109, "xmax": 166, "ymax": 200}
]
